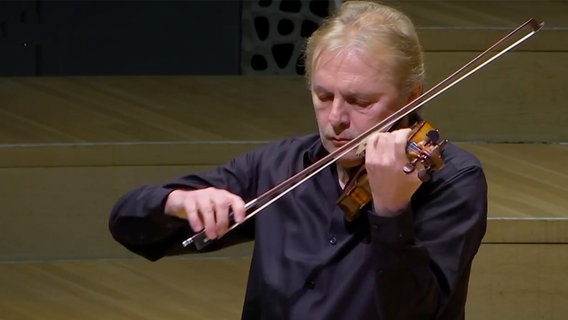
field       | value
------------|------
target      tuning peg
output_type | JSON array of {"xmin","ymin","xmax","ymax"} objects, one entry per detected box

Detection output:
[{"xmin": 426, "ymin": 129, "xmax": 440, "ymax": 144}]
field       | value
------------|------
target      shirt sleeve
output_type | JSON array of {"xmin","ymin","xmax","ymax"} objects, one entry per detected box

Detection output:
[
  {"xmin": 366, "ymin": 165, "xmax": 487, "ymax": 319},
  {"xmin": 108, "ymin": 152, "xmax": 260, "ymax": 261}
]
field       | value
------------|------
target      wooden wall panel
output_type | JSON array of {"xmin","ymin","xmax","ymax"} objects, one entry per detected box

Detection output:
[
  {"xmin": 0, "ymin": 142, "xmax": 566, "ymax": 261},
  {"xmin": 467, "ymin": 244, "xmax": 568, "ymax": 320},
  {"xmin": 0, "ymin": 1, "xmax": 566, "ymax": 317},
  {"xmin": 1, "ymin": 244, "xmax": 566, "ymax": 320}
]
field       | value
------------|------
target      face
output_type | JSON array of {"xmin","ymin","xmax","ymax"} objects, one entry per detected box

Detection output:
[{"xmin": 310, "ymin": 47, "xmax": 416, "ymax": 168}]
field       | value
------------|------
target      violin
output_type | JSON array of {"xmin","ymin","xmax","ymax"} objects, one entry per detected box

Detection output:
[
  {"xmin": 182, "ymin": 18, "xmax": 543, "ymax": 250},
  {"xmin": 337, "ymin": 120, "xmax": 448, "ymax": 221}
]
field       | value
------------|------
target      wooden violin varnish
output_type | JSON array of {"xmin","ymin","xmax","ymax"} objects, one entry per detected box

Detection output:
[{"xmin": 337, "ymin": 120, "xmax": 448, "ymax": 221}]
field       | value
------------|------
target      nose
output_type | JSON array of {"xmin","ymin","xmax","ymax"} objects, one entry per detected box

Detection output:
[{"xmin": 328, "ymin": 98, "xmax": 349, "ymax": 132}]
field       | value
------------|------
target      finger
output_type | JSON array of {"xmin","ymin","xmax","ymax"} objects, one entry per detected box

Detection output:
[
  {"xmin": 197, "ymin": 198, "xmax": 218, "ymax": 239},
  {"xmin": 393, "ymin": 129, "xmax": 412, "ymax": 160},
  {"xmin": 230, "ymin": 195, "xmax": 246, "ymax": 224},
  {"xmin": 395, "ymin": 128, "xmax": 412, "ymax": 145},
  {"xmin": 365, "ymin": 131, "xmax": 381, "ymax": 153},
  {"xmin": 185, "ymin": 199, "xmax": 204, "ymax": 233},
  {"xmin": 213, "ymin": 197, "xmax": 230, "ymax": 236}
]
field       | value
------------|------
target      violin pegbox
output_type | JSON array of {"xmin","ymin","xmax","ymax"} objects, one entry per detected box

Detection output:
[{"xmin": 403, "ymin": 121, "xmax": 448, "ymax": 182}]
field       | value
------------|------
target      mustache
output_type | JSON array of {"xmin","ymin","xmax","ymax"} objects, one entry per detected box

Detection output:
[{"xmin": 323, "ymin": 128, "xmax": 354, "ymax": 140}]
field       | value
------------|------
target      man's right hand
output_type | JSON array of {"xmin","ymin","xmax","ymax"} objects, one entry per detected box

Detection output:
[{"xmin": 164, "ymin": 188, "xmax": 246, "ymax": 240}]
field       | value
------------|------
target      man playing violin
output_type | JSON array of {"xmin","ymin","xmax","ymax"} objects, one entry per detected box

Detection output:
[{"xmin": 109, "ymin": 1, "xmax": 487, "ymax": 319}]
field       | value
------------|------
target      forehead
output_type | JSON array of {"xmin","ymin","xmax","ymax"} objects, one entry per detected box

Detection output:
[{"xmin": 310, "ymin": 47, "xmax": 395, "ymax": 90}]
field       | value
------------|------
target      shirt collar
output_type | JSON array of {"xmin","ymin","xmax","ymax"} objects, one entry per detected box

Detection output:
[{"xmin": 304, "ymin": 135, "xmax": 329, "ymax": 166}]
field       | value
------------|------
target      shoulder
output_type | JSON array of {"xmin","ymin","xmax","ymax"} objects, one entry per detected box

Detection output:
[
  {"xmin": 440, "ymin": 142, "xmax": 483, "ymax": 173},
  {"xmin": 262, "ymin": 134, "xmax": 321, "ymax": 151},
  {"xmin": 249, "ymin": 133, "xmax": 322, "ymax": 160},
  {"xmin": 226, "ymin": 134, "xmax": 322, "ymax": 175},
  {"xmin": 426, "ymin": 142, "xmax": 486, "ymax": 191}
]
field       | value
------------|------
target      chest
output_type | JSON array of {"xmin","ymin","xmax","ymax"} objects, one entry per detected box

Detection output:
[{"xmin": 254, "ymin": 167, "xmax": 373, "ymax": 279}]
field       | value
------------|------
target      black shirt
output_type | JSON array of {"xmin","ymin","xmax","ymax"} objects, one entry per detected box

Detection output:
[{"xmin": 109, "ymin": 134, "xmax": 487, "ymax": 320}]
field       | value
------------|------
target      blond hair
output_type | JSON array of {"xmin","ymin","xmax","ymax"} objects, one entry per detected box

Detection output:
[{"xmin": 304, "ymin": 1, "xmax": 424, "ymax": 91}]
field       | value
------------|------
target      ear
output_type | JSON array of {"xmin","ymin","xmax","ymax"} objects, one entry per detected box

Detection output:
[{"xmin": 406, "ymin": 83, "xmax": 422, "ymax": 104}]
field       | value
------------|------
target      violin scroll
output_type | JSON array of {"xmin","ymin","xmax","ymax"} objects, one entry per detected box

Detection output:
[{"xmin": 403, "ymin": 121, "xmax": 448, "ymax": 182}]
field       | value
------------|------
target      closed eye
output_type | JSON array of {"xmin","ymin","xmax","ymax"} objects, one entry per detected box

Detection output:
[
  {"xmin": 346, "ymin": 97, "xmax": 372, "ymax": 107},
  {"xmin": 318, "ymin": 94, "xmax": 333, "ymax": 102}
]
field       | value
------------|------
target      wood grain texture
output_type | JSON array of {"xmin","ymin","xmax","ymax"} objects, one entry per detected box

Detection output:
[
  {"xmin": 0, "ymin": 1, "xmax": 566, "ymax": 318},
  {"xmin": 0, "ymin": 246, "xmax": 566, "ymax": 320},
  {"xmin": 1, "ymin": 68, "xmax": 566, "ymax": 143},
  {"xmin": 0, "ymin": 258, "xmax": 249, "ymax": 320}
]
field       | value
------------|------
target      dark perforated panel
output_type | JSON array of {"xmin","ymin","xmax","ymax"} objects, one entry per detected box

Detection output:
[{"xmin": 241, "ymin": 0, "xmax": 338, "ymax": 75}]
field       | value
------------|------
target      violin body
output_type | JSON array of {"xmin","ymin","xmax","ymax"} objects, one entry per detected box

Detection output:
[{"xmin": 337, "ymin": 121, "xmax": 448, "ymax": 221}]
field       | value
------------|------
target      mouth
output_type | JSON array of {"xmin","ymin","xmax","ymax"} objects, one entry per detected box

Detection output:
[{"xmin": 330, "ymin": 137, "xmax": 351, "ymax": 147}]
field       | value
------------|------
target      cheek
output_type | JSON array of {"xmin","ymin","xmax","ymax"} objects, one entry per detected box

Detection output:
[
  {"xmin": 314, "ymin": 110, "xmax": 330, "ymax": 133},
  {"xmin": 349, "ymin": 110, "xmax": 380, "ymax": 134},
  {"xmin": 312, "ymin": 101, "xmax": 329, "ymax": 127},
  {"xmin": 354, "ymin": 103, "xmax": 395, "ymax": 131}
]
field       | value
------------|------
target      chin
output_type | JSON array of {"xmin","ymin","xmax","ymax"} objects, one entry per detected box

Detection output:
[
  {"xmin": 321, "ymin": 140, "xmax": 362, "ymax": 168},
  {"xmin": 337, "ymin": 157, "xmax": 363, "ymax": 169}
]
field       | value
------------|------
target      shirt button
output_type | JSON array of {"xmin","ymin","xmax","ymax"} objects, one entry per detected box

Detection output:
[{"xmin": 328, "ymin": 235, "xmax": 337, "ymax": 245}]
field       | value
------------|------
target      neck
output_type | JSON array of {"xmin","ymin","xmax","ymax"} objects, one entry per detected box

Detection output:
[{"xmin": 337, "ymin": 165, "xmax": 358, "ymax": 189}]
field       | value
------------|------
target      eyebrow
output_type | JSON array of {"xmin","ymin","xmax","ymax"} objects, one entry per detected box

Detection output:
[
  {"xmin": 311, "ymin": 85, "xmax": 329, "ymax": 94},
  {"xmin": 343, "ymin": 90, "xmax": 382, "ymax": 103},
  {"xmin": 312, "ymin": 85, "xmax": 379, "ymax": 98}
]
